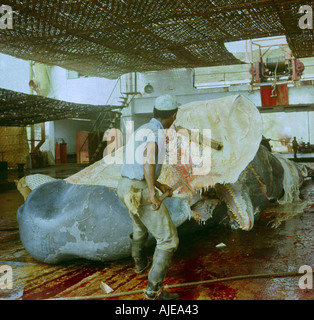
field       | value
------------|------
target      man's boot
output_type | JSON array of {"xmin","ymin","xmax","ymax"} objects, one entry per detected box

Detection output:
[
  {"xmin": 130, "ymin": 233, "xmax": 150, "ymax": 274},
  {"xmin": 145, "ymin": 248, "xmax": 179, "ymax": 300}
]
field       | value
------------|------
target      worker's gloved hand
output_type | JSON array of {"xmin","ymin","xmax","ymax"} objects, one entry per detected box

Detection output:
[
  {"xmin": 158, "ymin": 184, "xmax": 173, "ymax": 197},
  {"xmin": 148, "ymin": 192, "xmax": 161, "ymax": 211}
]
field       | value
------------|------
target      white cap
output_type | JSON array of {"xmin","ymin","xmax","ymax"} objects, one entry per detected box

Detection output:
[{"xmin": 155, "ymin": 95, "xmax": 178, "ymax": 111}]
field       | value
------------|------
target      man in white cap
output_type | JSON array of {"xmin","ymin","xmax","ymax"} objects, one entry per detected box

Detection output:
[{"xmin": 117, "ymin": 94, "xmax": 180, "ymax": 300}]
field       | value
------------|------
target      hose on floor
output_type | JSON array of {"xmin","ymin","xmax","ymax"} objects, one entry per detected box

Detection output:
[{"xmin": 48, "ymin": 270, "xmax": 310, "ymax": 300}]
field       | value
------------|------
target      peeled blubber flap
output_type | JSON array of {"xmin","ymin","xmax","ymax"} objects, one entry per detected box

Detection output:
[{"xmin": 159, "ymin": 95, "xmax": 263, "ymax": 190}]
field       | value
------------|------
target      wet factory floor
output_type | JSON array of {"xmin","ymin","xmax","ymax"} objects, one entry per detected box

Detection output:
[{"xmin": 0, "ymin": 163, "xmax": 313, "ymax": 301}]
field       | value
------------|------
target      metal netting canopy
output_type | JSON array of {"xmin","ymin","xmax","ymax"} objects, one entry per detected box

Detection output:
[{"xmin": 0, "ymin": 0, "xmax": 313, "ymax": 79}]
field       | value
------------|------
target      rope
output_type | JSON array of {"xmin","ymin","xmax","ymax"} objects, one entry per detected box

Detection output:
[{"xmin": 47, "ymin": 270, "xmax": 306, "ymax": 300}]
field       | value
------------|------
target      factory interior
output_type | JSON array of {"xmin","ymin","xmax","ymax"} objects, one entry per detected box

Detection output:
[{"xmin": 0, "ymin": 1, "xmax": 313, "ymax": 304}]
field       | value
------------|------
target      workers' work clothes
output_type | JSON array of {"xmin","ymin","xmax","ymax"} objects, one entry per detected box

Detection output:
[
  {"xmin": 120, "ymin": 118, "xmax": 166, "ymax": 181},
  {"xmin": 117, "ymin": 176, "xmax": 179, "ymax": 253}
]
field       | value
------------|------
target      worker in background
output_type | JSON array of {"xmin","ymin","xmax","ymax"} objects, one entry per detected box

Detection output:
[
  {"xmin": 292, "ymin": 137, "xmax": 298, "ymax": 159},
  {"xmin": 117, "ymin": 95, "xmax": 180, "ymax": 300}
]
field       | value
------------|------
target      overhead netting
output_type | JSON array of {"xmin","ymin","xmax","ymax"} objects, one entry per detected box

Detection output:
[
  {"xmin": 1, "ymin": 1, "xmax": 313, "ymax": 79},
  {"xmin": 0, "ymin": 88, "xmax": 120, "ymax": 126}
]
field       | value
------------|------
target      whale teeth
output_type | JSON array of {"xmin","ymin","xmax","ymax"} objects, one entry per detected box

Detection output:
[{"xmin": 217, "ymin": 183, "xmax": 252, "ymax": 231}]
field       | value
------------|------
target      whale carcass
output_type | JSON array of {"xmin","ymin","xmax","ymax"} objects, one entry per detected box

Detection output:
[{"xmin": 16, "ymin": 95, "xmax": 309, "ymax": 264}]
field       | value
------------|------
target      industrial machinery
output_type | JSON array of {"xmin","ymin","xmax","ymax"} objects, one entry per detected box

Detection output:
[
  {"xmin": 249, "ymin": 41, "xmax": 305, "ymax": 84},
  {"xmin": 248, "ymin": 39, "xmax": 305, "ymax": 107},
  {"xmin": 250, "ymin": 52, "xmax": 305, "ymax": 84}
]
